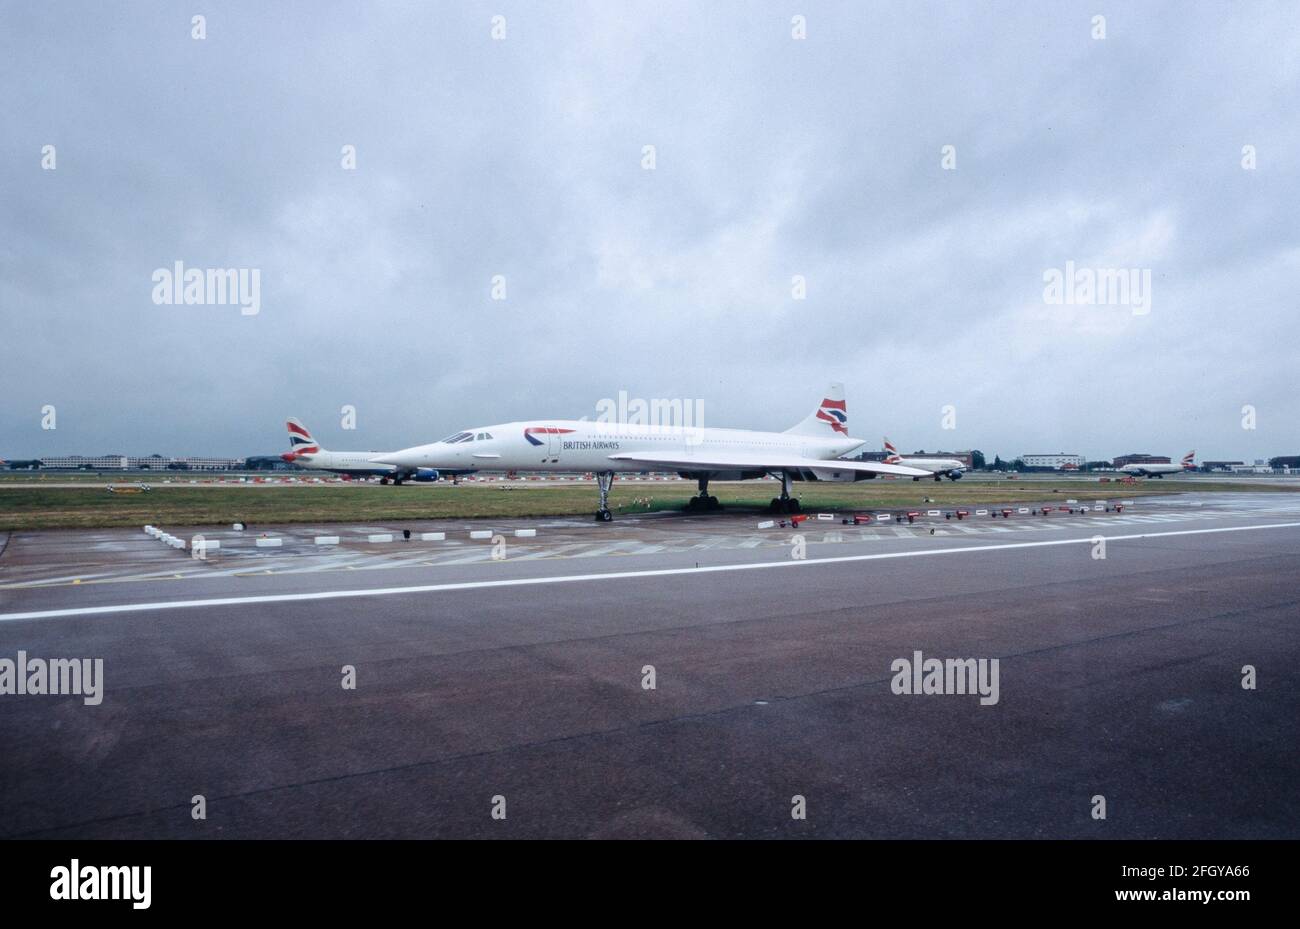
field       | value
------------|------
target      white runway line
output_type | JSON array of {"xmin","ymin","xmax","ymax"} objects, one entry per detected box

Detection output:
[
  {"xmin": 0, "ymin": 509, "xmax": 1255, "ymax": 589},
  {"xmin": 4, "ymin": 520, "xmax": 1299, "ymax": 622}
]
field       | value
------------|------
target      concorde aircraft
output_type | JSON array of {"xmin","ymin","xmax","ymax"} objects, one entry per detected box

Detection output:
[
  {"xmin": 372, "ymin": 384, "xmax": 931, "ymax": 520},
  {"xmin": 1118, "ymin": 451, "xmax": 1196, "ymax": 478},
  {"xmin": 883, "ymin": 438, "xmax": 967, "ymax": 481}
]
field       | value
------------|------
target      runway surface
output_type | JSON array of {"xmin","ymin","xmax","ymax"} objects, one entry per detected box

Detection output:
[{"xmin": 1, "ymin": 492, "xmax": 1298, "ymax": 838}]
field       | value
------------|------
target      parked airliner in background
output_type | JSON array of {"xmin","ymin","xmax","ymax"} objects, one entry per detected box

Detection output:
[
  {"xmin": 883, "ymin": 439, "xmax": 966, "ymax": 481},
  {"xmin": 281, "ymin": 418, "xmax": 451, "ymax": 484},
  {"xmin": 374, "ymin": 384, "xmax": 931, "ymax": 520},
  {"xmin": 1118, "ymin": 451, "xmax": 1196, "ymax": 478}
]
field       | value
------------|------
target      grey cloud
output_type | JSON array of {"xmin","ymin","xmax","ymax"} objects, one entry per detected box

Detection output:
[{"xmin": 1, "ymin": 0, "xmax": 1296, "ymax": 463}]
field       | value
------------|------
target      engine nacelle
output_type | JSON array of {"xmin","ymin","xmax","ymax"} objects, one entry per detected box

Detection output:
[
  {"xmin": 948, "ymin": 470, "xmax": 963, "ymax": 480},
  {"xmin": 677, "ymin": 469, "xmax": 767, "ymax": 482},
  {"xmin": 411, "ymin": 468, "xmax": 440, "ymax": 482}
]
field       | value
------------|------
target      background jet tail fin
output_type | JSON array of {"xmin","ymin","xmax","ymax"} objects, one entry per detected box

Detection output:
[
  {"xmin": 882, "ymin": 437, "xmax": 902, "ymax": 464},
  {"xmin": 1182, "ymin": 450, "xmax": 1196, "ymax": 468},
  {"xmin": 784, "ymin": 383, "xmax": 849, "ymax": 437},
  {"xmin": 285, "ymin": 417, "xmax": 323, "ymax": 458}
]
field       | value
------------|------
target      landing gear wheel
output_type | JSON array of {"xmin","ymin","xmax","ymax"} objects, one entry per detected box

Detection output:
[
  {"xmin": 595, "ymin": 471, "xmax": 615, "ymax": 520},
  {"xmin": 784, "ymin": 499, "xmax": 802, "ymax": 514},
  {"xmin": 770, "ymin": 498, "xmax": 783, "ymax": 512},
  {"xmin": 380, "ymin": 477, "xmax": 390, "ymax": 485},
  {"xmin": 689, "ymin": 493, "xmax": 721, "ymax": 512}
]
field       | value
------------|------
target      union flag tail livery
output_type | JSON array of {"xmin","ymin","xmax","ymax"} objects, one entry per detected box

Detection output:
[
  {"xmin": 284, "ymin": 418, "xmax": 322, "ymax": 459},
  {"xmin": 785, "ymin": 383, "xmax": 849, "ymax": 437},
  {"xmin": 883, "ymin": 438, "xmax": 902, "ymax": 464},
  {"xmin": 1182, "ymin": 450, "xmax": 1196, "ymax": 470}
]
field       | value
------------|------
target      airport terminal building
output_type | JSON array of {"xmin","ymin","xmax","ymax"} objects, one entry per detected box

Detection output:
[
  {"xmin": 35, "ymin": 454, "xmax": 245, "ymax": 471},
  {"xmin": 1020, "ymin": 453, "xmax": 1085, "ymax": 470}
]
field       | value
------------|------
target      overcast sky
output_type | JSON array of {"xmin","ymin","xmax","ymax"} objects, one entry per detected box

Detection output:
[{"xmin": 2, "ymin": 1, "xmax": 1297, "ymax": 463}]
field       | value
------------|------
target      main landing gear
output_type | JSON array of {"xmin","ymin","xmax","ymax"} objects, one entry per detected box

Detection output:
[
  {"xmin": 685, "ymin": 476, "xmax": 722, "ymax": 512},
  {"xmin": 768, "ymin": 471, "xmax": 802, "ymax": 514},
  {"xmin": 595, "ymin": 471, "xmax": 615, "ymax": 522}
]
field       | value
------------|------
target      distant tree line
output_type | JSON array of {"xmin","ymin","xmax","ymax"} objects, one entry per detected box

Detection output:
[{"xmin": 975, "ymin": 456, "xmax": 1114, "ymax": 472}]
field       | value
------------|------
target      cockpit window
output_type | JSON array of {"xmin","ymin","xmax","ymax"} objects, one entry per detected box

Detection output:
[{"xmin": 439, "ymin": 432, "xmax": 473, "ymax": 444}]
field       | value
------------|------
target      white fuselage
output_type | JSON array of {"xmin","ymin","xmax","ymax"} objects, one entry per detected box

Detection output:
[
  {"xmin": 892, "ymin": 455, "xmax": 965, "ymax": 475},
  {"xmin": 378, "ymin": 421, "xmax": 864, "ymax": 474},
  {"xmin": 295, "ymin": 451, "xmax": 397, "ymax": 476},
  {"xmin": 1119, "ymin": 462, "xmax": 1189, "ymax": 476}
]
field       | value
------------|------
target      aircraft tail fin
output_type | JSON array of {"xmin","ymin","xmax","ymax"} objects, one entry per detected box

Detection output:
[
  {"xmin": 284, "ymin": 417, "xmax": 324, "ymax": 461},
  {"xmin": 1182, "ymin": 450, "xmax": 1196, "ymax": 469},
  {"xmin": 882, "ymin": 437, "xmax": 903, "ymax": 464},
  {"xmin": 784, "ymin": 383, "xmax": 849, "ymax": 437}
]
